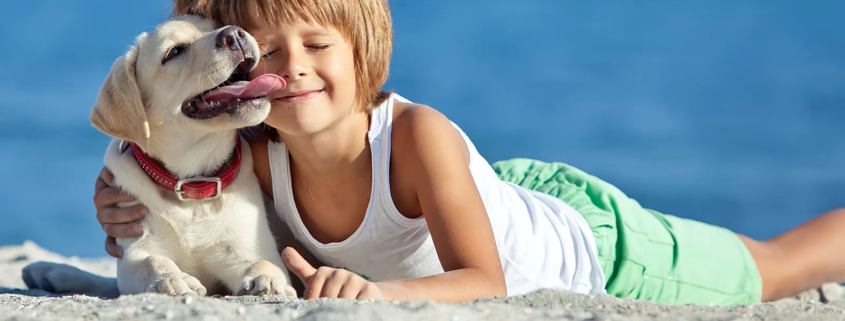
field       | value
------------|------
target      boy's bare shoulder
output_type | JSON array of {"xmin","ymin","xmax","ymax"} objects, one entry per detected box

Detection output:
[
  {"xmin": 391, "ymin": 101, "xmax": 450, "ymax": 131},
  {"xmin": 385, "ymin": 100, "xmax": 473, "ymax": 217},
  {"xmin": 390, "ymin": 101, "xmax": 470, "ymax": 164},
  {"xmin": 391, "ymin": 102, "xmax": 449, "ymax": 143}
]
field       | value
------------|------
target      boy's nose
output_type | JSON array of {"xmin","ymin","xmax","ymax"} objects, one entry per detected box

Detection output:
[{"xmin": 216, "ymin": 26, "xmax": 246, "ymax": 52}]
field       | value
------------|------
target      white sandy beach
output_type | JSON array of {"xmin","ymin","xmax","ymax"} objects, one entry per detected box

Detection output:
[{"xmin": 2, "ymin": 241, "xmax": 845, "ymax": 321}]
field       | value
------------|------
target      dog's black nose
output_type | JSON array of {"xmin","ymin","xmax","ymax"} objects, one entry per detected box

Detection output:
[{"xmin": 216, "ymin": 26, "xmax": 246, "ymax": 51}]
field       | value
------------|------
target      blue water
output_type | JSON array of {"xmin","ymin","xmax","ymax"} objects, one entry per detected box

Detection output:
[{"xmin": 1, "ymin": 1, "xmax": 844, "ymax": 258}]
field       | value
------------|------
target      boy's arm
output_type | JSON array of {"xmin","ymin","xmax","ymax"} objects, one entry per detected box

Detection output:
[{"xmin": 377, "ymin": 103, "xmax": 507, "ymax": 303}]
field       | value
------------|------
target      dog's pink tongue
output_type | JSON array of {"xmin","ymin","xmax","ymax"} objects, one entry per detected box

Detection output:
[{"xmin": 202, "ymin": 74, "xmax": 286, "ymax": 102}]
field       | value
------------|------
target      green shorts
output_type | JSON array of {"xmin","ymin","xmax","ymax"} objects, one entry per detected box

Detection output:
[{"xmin": 492, "ymin": 158, "xmax": 762, "ymax": 306}]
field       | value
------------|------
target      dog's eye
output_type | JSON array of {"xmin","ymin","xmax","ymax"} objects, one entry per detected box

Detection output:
[{"xmin": 163, "ymin": 45, "xmax": 187, "ymax": 64}]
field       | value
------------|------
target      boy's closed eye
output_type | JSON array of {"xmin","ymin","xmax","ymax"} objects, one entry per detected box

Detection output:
[
  {"xmin": 260, "ymin": 44, "xmax": 329, "ymax": 59},
  {"xmin": 306, "ymin": 44, "xmax": 330, "ymax": 51},
  {"xmin": 261, "ymin": 49, "xmax": 279, "ymax": 59}
]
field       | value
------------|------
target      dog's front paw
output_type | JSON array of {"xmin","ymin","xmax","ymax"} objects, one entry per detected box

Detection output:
[
  {"xmin": 237, "ymin": 275, "xmax": 295, "ymax": 297},
  {"xmin": 147, "ymin": 272, "xmax": 207, "ymax": 296}
]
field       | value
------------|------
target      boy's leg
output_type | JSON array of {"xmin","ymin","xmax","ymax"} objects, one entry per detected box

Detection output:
[
  {"xmin": 493, "ymin": 158, "xmax": 763, "ymax": 306},
  {"xmin": 740, "ymin": 208, "xmax": 845, "ymax": 301}
]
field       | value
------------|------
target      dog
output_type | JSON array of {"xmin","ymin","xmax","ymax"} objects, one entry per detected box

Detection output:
[{"xmin": 25, "ymin": 15, "xmax": 296, "ymax": 298}]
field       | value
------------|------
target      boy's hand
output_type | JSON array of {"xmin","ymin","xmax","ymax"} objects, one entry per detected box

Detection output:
[
  {"xmin": 282, "ymin": 247, "xmax": 383, "ymax": 300},
  {"xmin": 94, "ymin": 166, "xmax": 147, "ymax": 259}
]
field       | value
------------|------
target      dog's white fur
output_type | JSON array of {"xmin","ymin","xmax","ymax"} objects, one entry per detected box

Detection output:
[{"xmin": 81, "ymin": 15, "xmax": 294, "ymax": 297}]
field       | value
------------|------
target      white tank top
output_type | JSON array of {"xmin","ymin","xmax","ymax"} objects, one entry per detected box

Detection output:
[{"xmin": 268, "ymin": 93, "xmax": 607, "ymax": 296}]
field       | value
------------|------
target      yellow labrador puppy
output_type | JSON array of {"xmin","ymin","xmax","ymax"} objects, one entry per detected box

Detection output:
[{"xmin": 54, "ymin": 15, "xmax": 294, "ymax": 297}]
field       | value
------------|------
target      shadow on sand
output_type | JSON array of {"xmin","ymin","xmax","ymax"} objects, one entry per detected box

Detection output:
[{"xmin": 4, "ymin": 261, "xmax": 120, "ymax": 299}]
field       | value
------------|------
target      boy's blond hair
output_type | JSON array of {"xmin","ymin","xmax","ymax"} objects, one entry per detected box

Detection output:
[{"xmin": 172, "ymin": 0, "xmax": 393, "ymax": 111}]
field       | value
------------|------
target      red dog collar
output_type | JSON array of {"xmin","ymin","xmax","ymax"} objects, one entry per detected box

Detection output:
[{"xmin": 127, "ymin": 138, "xmax": 241, "ymax": 201}]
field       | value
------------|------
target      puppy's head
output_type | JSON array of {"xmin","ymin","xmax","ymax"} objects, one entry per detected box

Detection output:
[{"xmin": 90, "ymin": 15, "xmax": 284, "ymax": 149}]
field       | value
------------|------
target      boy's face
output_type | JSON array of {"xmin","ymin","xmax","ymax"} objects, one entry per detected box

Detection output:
[{"xmin": 248, "ymin": 19, "xmax": 358, "ymax": 137}]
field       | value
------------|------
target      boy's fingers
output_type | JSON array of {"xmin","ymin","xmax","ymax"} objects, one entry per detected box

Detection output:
[
  {"xmin": 320, "ymin": 270, "xmax": 348, "ymax": 298},
  {"xmin": 97, "ymin": 204, "xmax": 148, "ymax": 225},
  {"xmin": 282, "ymin": 247, "xmax": 317, "ymax": 284},
  {"xmin": 93, "ymin": 187, "xmax": 138, "ymax": 211},
  {"xmin": 95, "ymin": 167, "xmax": 115, "ymax": 193},
  {"xmin": 104, "ymin": 237, "xmax": 123, "ymax": 259},
  {"xmin": 102, "ymin": 221, "xmax": 143, "ymax": 239}
]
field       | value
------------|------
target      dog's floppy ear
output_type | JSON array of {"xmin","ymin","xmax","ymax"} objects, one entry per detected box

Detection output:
[{"xmin": 90, "ymin": 35, "xmax": 151, "ymax": 150}]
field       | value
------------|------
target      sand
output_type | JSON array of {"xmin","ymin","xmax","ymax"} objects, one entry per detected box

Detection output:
[{"xmin": 2, "ymin": 241, "xmax": 845, "ymax": 321}]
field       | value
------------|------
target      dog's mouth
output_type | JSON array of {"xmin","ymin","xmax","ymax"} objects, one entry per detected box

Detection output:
[{"xmin": 181, "ymin": 59, "xmax": 286, "ymax": 120}]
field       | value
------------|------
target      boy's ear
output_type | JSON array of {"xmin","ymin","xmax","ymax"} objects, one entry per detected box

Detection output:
[{"xmin": 90, "ymin": 36, "xmax": 150, "ymax": 150}]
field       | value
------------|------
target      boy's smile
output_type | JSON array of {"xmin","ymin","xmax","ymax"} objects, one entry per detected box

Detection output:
[{"xmin": 275, "ymin": 88, "xmax": 324, "ymax": 103}]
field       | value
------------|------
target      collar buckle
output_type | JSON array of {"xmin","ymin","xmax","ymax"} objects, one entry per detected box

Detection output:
[{"xmin": 174, "ymin": 177, "xmax": 223, "ymax": 201}]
